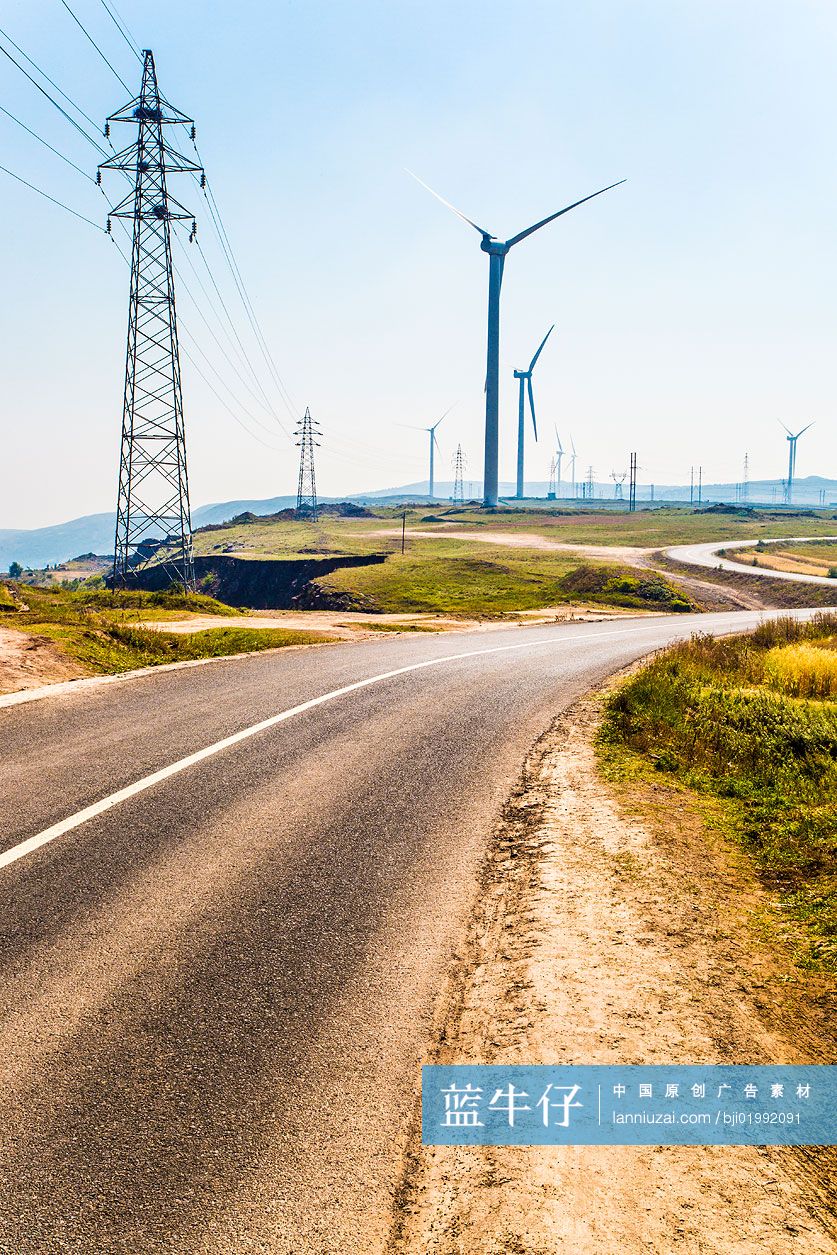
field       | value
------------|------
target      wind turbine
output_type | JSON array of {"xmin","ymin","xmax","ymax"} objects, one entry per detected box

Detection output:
[
  {"xmin": 567, "ymin": 436, "xmax": 578, "ymax": 498},
  {"xmin": 554, "ymin": 427, "xmax": 564, "ymax": 497},
  {"xmin": 780, "ymin": 421, "xmax": 814, "ymax": 505},
  {"xmin": 513, "ymin": 325, "xmax": 554, "ymax": 499},
  {"xmin": 408, "ymin": 171, "xmax": 625, "ymax": 508},
  {"xmin": 424, "ymin": 406, "xmax": 452, "ymax": 499}
]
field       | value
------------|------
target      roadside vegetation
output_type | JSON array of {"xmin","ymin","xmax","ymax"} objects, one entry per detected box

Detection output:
[
  {"xmin": 722, "ymin": 537, "xmax": 837, "ymax": 579},
  {"xmin": 599, "ymin": 614, "xmax": 837, "ymax": 973},
  {"xmin": 0, "ymin": 583, "xmax": 335, "ymax": 677}
]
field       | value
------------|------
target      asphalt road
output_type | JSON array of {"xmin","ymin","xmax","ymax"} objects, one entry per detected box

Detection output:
[
  {"xmin": 0, "ymin": 609, "xmax": 812, "ymax": 1253},
  {"xmin": 668, "ymin": 535, "xmax": 837, "ymax": 587}
]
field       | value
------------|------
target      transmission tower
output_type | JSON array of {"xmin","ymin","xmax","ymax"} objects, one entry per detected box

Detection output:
[
  {"xmin": 742, "ymin": 452, "xmax": 750, "ymax": 503},
  {"xmin": 100, "ymin": 50, "xmax": 203, "ymax": 590},
  {"xmin": 547, "ymin": 455, "xmax": 557, "ymax": 500},
  {"xmin": 296, "ymin": 408, "xmax": 321, "ymax": 518},
  {"xmin": 610, "ymin": 470, "xmax": 627, "ymax": 500},
  {"xmin": 452, "ymin": 444, "xmax": 466, "ymax": 505},
  {"xmin": 586, "ymin": 466, "xmax": 595, "ymax": 499}
]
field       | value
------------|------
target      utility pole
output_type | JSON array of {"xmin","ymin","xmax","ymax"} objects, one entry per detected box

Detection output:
[
  {"xmin": 101, "ymin": 50, "xmax": 203, "ymax": 590},
  {"xmin": 401, "ymin": 510, "xmax": 407, "ymax": 553},
  {"xmin": 586, "ymin": 466, "xmax": 595, "ymax": 499},
  {"xmin": 547, "ymin": 455, "xmax": 557, "ymax": 500},
  {"xmin": 295, "ymin": 407, "xmax": 321, "ymax": 518},
  {"xmin": 742, "ymin": 452, "xmax": 749, "ymax": 504},
  {"xmin": 628, "ymin": 452, "xmax": 637, "ymax": 512},
  {"xmin": 689, "ymin": 466, "xmax": 694, "ymax": 505},
  {"xmin": 452, "ymin": 444, "xmax": 466, "ymax": 505},
  {"xmin": 698, "ymin": 465, "xmax": 703, "ymax": 505}
]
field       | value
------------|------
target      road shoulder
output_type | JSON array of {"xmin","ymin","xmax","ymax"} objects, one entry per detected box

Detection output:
[{"xmin": 389, "ymin": 688, "xmax": 836, "ymax": 1254}]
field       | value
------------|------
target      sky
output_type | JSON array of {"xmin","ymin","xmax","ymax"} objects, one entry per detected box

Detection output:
[{"xmin": 1, "ymin": 0, "xmax": 836, "ymax": 528}]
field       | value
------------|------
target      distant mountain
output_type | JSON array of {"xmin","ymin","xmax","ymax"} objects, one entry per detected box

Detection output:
[{"xmin": 3, "ymin": 476, "xmax": 836, "ymax": 570}]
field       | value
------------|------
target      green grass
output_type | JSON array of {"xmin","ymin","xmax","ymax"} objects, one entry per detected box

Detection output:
[
  {"xmin": 307, "ymin": 543, "xmax": 691, "ymax": 616},
  {"xmin": 0, "ymin": 583, "xmax": 17, "ymax": 612},
  {"xmin": 1, "ymin": 582, "xmax": 335, "ymax": 677},
  {"xmin": 599, "ymin": 614, "xmax": 837, "ymax": 972}
]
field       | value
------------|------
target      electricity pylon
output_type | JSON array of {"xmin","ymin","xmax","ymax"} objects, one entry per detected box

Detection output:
[
  {"xmin": 452, "ymin": 444, "xmax": 466, "ymax": 505},
  {"xmin": 296, "ymin": 408, "xmax": 321, "ymax": 518},
  {"xmin": 611, "ymin": 470, "xmax": 627, "ymax": 500},
  {"xmin": 100, "ymin": 50, "xmax": 203, "ymax": 590}
]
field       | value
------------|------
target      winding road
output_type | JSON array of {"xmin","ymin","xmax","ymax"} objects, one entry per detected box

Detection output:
[
  {"xmin": 0, "ymin": 610, "xmax": 818, "ymax": 1253},
  {"xmin": 667, "ymin": 536, "xmax": 837, "ymax": 587}
]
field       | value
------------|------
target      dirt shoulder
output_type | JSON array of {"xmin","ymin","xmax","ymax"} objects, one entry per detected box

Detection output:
[
  {"xmin": 0, "ymin": 626, "xmax": 90, "ymax": 695},
  {"xmin": 390, "ymin": 692, "xmax": 836, "ymax": 1254}
]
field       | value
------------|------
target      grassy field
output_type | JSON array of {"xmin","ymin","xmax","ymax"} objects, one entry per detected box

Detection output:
[
  {"xmin": 306, "ymin": 540, "xmax": 694, "ymax": 615},
  {"xmin": 599, "ymin": 614, "xmax": 837, "ymax": 973},
  {"xmin": 0, "ymin": 584, "xmax": 336, "ymax": 676},
  {"xmin": 190, "ymin": 504, "xmax": 837, "ymax": 562}
]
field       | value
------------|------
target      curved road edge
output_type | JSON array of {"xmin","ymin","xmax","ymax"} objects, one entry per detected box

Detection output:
[{"xmin": 667, "ymin": 535, "xmax": 837, "ymax": 588}]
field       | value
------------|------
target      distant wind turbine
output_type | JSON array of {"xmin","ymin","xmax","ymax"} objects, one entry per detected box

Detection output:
[
  {"xmin": 780, "ymin": 421, "xmax": 814, "ymax": 505},
  {"xmin": 568, "ymin": 436, "xmax": 578, "ymax": 498},
  {"xmin": 423, "ymin": 406, "xmax": 452, "ymax": 499},
  {"xmin": 408, "ymin": 170, "xmax": 625, "ymax": 508},
  {"xmin": 554, "ymin": 427, "xmax": 564, "ymax": 497},
  {"xmin": 513, "ymin": 325, "xmax": 554, "ymax": 499}
]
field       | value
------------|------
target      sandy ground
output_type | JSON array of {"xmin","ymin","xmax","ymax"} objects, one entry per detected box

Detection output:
[
  {"xmin": 391, "ymin": 695, "xmax": 836, "ymax": 1254},
  {"xmin": 364, "ymin": 527, "xmax": 651, "ymax": 563},
  {"xmin": 0, "ymin": 626, "xmax": 88, "ymax": 695},
  {"xmin": 137, "ymin": 606, "xmax": 644, "ymax": 637}
]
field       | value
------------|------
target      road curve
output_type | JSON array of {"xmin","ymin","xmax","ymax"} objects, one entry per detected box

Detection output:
[
  {"xmin": 0, "ymin": 610, "xmax": 818, "ymax": 1253},
  {"xmin": 668, "ymin": 535, "xmax": 837, "ymax": 587}
]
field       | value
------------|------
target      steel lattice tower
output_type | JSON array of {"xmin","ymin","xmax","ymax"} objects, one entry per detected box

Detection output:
[
  {"xmin": 296, "ymin": 408, "xmax": 320, "ymax": 518},
  {"xmin": 99, "ymin": 50, "xmax": 203, "ymax": 589},
  {"xmin": 452, "ymin": 444, "xmax": 465, "ymax": 505}
]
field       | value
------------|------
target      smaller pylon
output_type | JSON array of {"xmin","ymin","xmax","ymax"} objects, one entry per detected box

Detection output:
[
  {"xmin": 295, "ymin": 408, "xmax": 321, "ymax": 519},
  {"xmin": 452, "ymin": 444, "xmax": 466, "ymax": 505},
  {"xmin": 547, "ymin": 455, "xmax": 557, "ymax": 500},
  {"xmin": 610, "ymin": 470, "xmax": 627, "ymax": 500}
]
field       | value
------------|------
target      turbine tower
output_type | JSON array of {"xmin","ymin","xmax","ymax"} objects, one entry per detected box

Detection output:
[
  {"xmin": 295, "ymin": 407, "xmax": 321, "ymax": 518},
  {"xmin": 781, "ymin": 422, "xmax": 813, "ymax": 505},
  {"xmin": 409, "ymin": 171, "xmax": 624, "ymax": 508},
  {"xmin": 423, "ymin": 407, "xmax": 450, "ymax": 499},
  {"xmin": 554, "ymin": 428, "xmax": 564, "ymax": 497},
  {"xmin": 567, "ymin": 436, "xmax": 578, "ymax": 498},
  {"xmin": 513, "ymin": 325, "xmax": 554, "ymax": 499},
  {"xmin": 100, "ymin": 50, "xmax": 203, "ymax": 590}
]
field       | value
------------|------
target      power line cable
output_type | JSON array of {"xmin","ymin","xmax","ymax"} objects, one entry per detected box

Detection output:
[
  {"xmin": 0, "ymin": 35, "xmax": 108, "ymax": 157},
  {"xmin": 57, "ymin": 0, "xmax": 131, "ymax": 92},
  {"xmin": 0, "ymin": 102, "xmax": 95, "ymax": 180},
  {"xmin": 98, "ymin": 0, "xmax": 143, "ymax": 62},
  {"xmin": 0, "ymin": 160, "xmax": 103, "ymax": 228},
  {"xmin": 0, "ymin": 25, "xmax": 104, "ymax": 135}
]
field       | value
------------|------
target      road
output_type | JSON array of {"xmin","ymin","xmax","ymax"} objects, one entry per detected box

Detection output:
[
  {"xmin": 0, "ymin": 609, "xmax": 814, "ymax": 1253},
  {"xmin": 668, "ymin": 536, "xmax": 837, "ymax": 586}
]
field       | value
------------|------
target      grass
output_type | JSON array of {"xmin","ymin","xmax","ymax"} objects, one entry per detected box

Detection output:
[
  {"xmin": 599, "ymin": 613, "xmax": 837, "ymax": 973},
  {"xmin": 306, "ymin": 541, "xmax": 693, "ymax": 616},
  {"xmin": 0, "ymin": 583, "xmax": 17, "ymax": 612},
  {"xmin": 0, "ymin": 583, "xmax": 335, "ymax": 677}
]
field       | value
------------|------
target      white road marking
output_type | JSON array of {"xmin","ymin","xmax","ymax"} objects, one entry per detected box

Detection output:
[{"xmin": 2, "ymin": 623, "xmax": 680, "ymax": 872}]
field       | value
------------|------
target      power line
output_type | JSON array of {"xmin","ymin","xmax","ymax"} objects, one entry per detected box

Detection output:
[
  {"xmin": 0, "ymin": 102, "xmax": 95, "ymax": 180},
  {"xmin": 57, "ymin": 0, "xmax": 132, "ymax": 92},
  {"xmin": 0, "ymin": 25, "xmax": 104, "ymax": 136},
  {"xmin": 98, "ymin": 0, "xmax": 143, "ymax": 62},
  {"xmin": 0, "ymin": 160, "xmax": 103, "ymax": 229},
  {"xmin": 0, "ymin": 34, "xmax": 108, "ymax": 157}
]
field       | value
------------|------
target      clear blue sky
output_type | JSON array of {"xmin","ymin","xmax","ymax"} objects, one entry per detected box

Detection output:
[{"xmin": 1, "ymin": 0, "xmax": 836, "ymax": 527}]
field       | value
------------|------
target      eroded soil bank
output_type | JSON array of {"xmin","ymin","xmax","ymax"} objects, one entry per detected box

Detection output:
[{"xmin": 390, "ymin": 694, "xmax": 836, "ymax": 1254}]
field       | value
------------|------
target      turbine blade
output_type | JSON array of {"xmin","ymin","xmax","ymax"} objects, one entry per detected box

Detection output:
[
  {"xmin": 529, "ymin": 324, "xmax": 555, "ymax": 372},
  {"xmin": 432, "ymin": 403, "xmax": 455, "ymax": 432},
  {"xmin": 795, "ymin": 422, "xmax": 815, "ymax": 438},
  {"xmin": 554, "ymin": 426, "xmax": 563, "ymax": 453},
  {"xmin": 528, "ymin": 377, "xmax": 538, "ymax": 441},
  {"xmin": 405, "ymin": 168, "xmax": 493, "ymax": 239},
  {"xmin": 505, "ymin": 180, "xmax": 626, "ymax": 249},
  {"xmin": 779, "ymin": 420, "xmax": 793, "ymax": 436}
]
